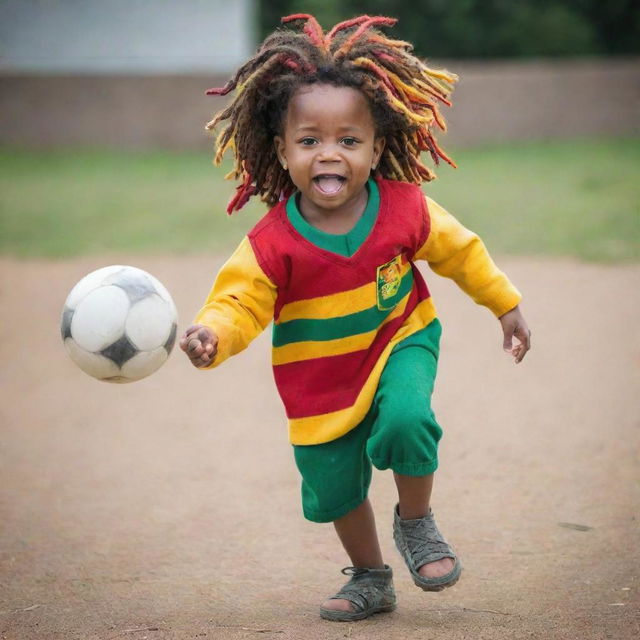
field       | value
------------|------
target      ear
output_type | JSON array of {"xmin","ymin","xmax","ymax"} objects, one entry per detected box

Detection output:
[
  {"xmin": 274, "ymin": 136, "xmax": 287, "ymax": 169},
  {"xmin": 372, "ymin": 136, "xmax": 385, "ymax": 169}
]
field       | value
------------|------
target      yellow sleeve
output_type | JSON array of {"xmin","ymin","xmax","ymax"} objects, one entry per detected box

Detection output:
[
  {"xmin": 194, "ymin": 236, "xmax": 277, "ymax": 367},
  {"xmin": 415, "ymin": 196, "xmax": 522, "ymax": 317}
]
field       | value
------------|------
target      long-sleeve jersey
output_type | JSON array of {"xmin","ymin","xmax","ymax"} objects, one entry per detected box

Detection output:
[{"xmin": 195, "ymin": 178, "xmax": 521, "ymax": 445}]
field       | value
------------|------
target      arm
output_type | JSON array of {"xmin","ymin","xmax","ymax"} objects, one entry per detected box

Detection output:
[
  {"xmin": 415, "ymin": 196, "xmax": 531, "ymax": 362},
  {"xmin": 180, "ymin": 236, "xmax": 277, "ymax": 369}
]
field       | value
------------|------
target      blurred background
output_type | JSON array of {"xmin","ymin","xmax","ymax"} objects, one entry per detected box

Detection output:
[
  {"xmin": 1, "ymin": 4, "xmax": 639, "ymax": 638},
  {"xmin": 0, "ymin": 0, "xmax": 638, "ymax": 261}
]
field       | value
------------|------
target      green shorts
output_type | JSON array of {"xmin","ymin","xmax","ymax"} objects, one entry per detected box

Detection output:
[{"xmin": 293, "ymin": 318, "xmax": 443, "ymax": 523}]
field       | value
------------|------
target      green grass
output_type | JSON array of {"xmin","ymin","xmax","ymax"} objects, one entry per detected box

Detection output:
[
  {"xmin": 425, "ymin": 138, "xmax": 640, "ymax": 262},
  {"xmin": 1, "ymin": 138, "xmax": 638, "ymax": 261}
]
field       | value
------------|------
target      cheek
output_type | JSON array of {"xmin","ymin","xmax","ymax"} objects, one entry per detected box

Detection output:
[{"xmin": 287, "ymin": 149, "xmax": 312, "ymax": 171}]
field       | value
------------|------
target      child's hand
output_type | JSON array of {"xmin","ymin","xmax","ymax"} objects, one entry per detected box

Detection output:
[
  {"xmin": 179, "ymin": 324, "xmax": 218, "ymax": 368},
  {"xmin": 499, "ymin": 306, "xmax": 531, "ymax": 364}
]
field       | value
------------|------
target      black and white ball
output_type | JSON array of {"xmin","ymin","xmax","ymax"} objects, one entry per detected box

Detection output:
[{"xmin": 61, "ymin": 265, "xmax": 178, "ymax": 383}]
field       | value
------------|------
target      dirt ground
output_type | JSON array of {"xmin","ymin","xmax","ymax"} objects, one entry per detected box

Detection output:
[{"xmin": 1, "ymin": 255, "xmax": 638, "ymax": 640}]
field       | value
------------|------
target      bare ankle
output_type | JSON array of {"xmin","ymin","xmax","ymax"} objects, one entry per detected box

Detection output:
[{"xmin": 398, "ymin": 504, "xmax": 430, "ymax": 520}]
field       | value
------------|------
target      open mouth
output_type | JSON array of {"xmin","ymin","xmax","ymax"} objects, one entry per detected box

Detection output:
[{"xmin": 313, "ymin": 174, "xmax": 346, "ymax": 195}]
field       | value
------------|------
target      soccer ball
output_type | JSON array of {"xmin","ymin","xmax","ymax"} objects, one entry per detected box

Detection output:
[{"xmin": 61, "ymin": 265, "xmax": 178, "ymax": 383}]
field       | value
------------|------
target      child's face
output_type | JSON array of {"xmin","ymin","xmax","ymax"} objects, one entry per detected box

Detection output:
[{"xmin": 274, "ymin": 83, "xmax": 384, "ymax": 221}]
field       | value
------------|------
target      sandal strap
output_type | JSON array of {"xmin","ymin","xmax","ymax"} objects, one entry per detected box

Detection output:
[
  {"xmin": 328, "ymin": 566, "xmax": 395, "ymax": 614},
  {"xmin": 394, "ymin": 507, "xmax": 456, "ymax": 569}
]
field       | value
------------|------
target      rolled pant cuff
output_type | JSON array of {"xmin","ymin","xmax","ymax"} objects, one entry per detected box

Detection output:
[
  {"xmin": 302, "ymin": 494, "xmax": 367, "ymax": 523},
  {"xmin": 371, "ymin": 457, "xmax": 439, "ymax": 477}
]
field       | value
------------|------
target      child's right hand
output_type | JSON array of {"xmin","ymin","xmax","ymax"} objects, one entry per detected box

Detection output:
[{"xmin": 179, "ymin": 324, "xmax": 218, "ymax": 368}]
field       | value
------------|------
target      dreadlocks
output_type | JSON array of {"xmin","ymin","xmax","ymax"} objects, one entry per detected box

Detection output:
[{"xmin": 205, "ymin": 14, "xmax": 457, "ymax": 213}]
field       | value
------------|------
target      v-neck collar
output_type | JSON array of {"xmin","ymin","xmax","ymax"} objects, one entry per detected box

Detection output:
[{"xmin": 285, "ymin": 178, "xmax": 380, "ymax": 258}]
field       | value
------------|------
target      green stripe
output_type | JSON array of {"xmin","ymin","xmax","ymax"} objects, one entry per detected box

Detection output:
[{"xmin": 273, "ymin": 269, "xmax": 413, "ymax": 347}]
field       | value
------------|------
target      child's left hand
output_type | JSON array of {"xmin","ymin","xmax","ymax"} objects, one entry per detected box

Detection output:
[{"xmin": 499, "ymin": 305, "xmax": 531, "ymax": 364}]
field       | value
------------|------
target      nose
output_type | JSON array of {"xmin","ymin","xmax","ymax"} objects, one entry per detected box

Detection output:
[{"xmin": 317, "ymin": 142, "xmax": 341, "ymax": 162}]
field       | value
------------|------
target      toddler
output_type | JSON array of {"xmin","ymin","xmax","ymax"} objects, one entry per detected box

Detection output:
[{"xmin": 180, "ymin": 14, "xmax": 531, "ymax": 622}]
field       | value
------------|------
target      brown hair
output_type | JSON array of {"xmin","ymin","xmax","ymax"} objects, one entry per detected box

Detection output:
[{"xmin": 205, "ymin": 14, "xmax": 457, "ymax": 213}]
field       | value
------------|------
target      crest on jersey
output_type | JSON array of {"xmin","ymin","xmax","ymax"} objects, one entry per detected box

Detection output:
[{"xmin": 376, "ymin": 255, "xmax": 403, "ymax": 310}]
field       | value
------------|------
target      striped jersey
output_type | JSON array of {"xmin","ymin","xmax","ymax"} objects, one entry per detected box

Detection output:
[{"xmin": 195, "ymin": 178, "xmax": 521, "ymax": 445}]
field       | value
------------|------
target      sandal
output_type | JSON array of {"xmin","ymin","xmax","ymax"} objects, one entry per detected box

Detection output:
[
  {"xmin": 319, "ymin": 565, "xmax": 396, "ymax": 622},
  {"xmin": 393, "ymin": 504, "xmax": 462, "ymax": 591}
]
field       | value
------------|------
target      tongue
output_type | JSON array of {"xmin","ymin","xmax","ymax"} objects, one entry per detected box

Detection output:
[{"xmin": 316, "ymin": 177, "xmax": 343, "ymax": 194}]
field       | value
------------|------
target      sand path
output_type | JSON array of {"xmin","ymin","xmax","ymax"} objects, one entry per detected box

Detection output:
[{"xmin": 1, "ymin": 256, "xmax": 638, "ymax": 639}]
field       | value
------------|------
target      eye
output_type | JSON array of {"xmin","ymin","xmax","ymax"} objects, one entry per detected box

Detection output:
[
  {"xmin": 299, "ymin": 137, "xmax": 317, "ymax": 146},
  {"xmin": 341, "ymin": 137, "xmax": 359, "ymax": 147}
]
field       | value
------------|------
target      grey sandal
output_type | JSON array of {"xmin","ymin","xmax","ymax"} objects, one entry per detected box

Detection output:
[
  {"xmin": 319, "ymin": 565, "xmax": 396, "ymax": 622},
  {"xmin": 393, "ymin": 504, "xmax": 462, "ymax": 591}
]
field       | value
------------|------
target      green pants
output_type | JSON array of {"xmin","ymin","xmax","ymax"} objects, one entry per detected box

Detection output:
[{"xmin": 293, "ymin": 319, "xmax": 443, "ymax": 523}]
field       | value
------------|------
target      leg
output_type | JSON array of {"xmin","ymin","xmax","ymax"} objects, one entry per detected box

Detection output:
[
  {"xmin": 293, "ymin": 419, "xmax": 392, "ymax": 616},
  {"xmin": 367, "ymin": 321, "xmax": 459, "ymax": 587},
  {"xmin": 333, "ymin": 498, "xmax": 385, "ymax": 569},
  {"xmin": 395, "ymin": 470, "xmax": 434, "ymax": 519},
  {"xmin": 394, "ymin": 472, "xmax": 454, "ymax": 578},
  {"xmin": 322, "ymin": 498, "xmax": 385, "ymax": 613}
]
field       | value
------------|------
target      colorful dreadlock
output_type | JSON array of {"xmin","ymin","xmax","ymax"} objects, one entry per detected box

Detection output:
[{"xmin": 205, "ymin": 14, "xmax": 457, "ymax": 213}]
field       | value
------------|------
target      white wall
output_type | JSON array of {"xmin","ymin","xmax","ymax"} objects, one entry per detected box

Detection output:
[{"xmin": 0, "ymin": 0, "xmax": 256, "ymax": 74}]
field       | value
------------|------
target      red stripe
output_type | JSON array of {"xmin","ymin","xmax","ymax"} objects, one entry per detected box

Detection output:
[
  {"xmin": 248, "ymin": 179, "xmax": 428, "ymax": 316},
  {"xmin": 274, "ymin": 288, "xmax": 419, "ymax": 418}
]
